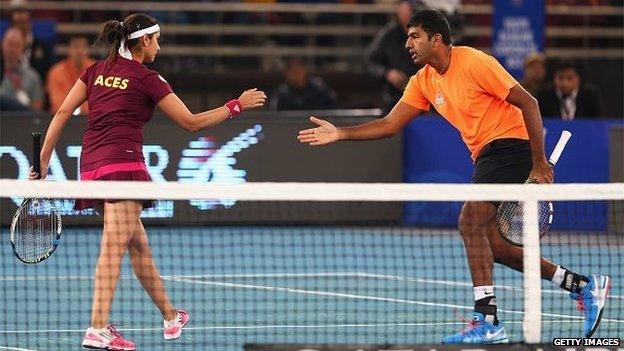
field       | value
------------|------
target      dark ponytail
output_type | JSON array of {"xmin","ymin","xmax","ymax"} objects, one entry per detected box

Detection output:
[
  {"xmin": 95, "ymin": 20, "xmax": 127, "ymax": 60},
  {"xmin": 95, "ymin": 13, "xmax": 158, "ymax": 61}
]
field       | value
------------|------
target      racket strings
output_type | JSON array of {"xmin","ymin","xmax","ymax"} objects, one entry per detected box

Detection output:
[
  {"xmin": 497, "ymin": 201, "xmax": 554, "ymax": 246},
  {"xmin": 13, "ymin": 200, "xmax": 60, "ymax": 262}
]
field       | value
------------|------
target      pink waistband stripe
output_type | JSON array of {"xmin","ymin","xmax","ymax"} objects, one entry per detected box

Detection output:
[{"xmin": 80, "ymin": 162, "xmax": 148, "ymax": 180}]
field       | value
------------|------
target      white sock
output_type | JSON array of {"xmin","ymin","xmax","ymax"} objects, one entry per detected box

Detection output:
[
  {"xmin": 474, "ymin": 285, "xmax": 495, "ymax": 301},
  {"xmin": 551, "ymin": 266, "xmax": 566, "ymax": 286},
  {"xmin": 166, "ymin": 311, "xmax": 179, "ymax": 324}
]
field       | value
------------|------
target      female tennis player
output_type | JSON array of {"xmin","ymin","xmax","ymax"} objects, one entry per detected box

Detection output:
[{"xmin": 30, "ymin": 13, "xmax": 266, "ymax": 351}]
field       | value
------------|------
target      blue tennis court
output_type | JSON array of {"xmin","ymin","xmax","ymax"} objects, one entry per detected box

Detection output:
[{"xmin": 1, "ymin": 227, "xmax": 622, "ymax": 351}]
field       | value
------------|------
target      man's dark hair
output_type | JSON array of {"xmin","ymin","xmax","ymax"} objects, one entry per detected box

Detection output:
[
  {"xmin": 554, "ymin": 60, "xmax": 580, "ymax": 75},
  {"xmin": 407, "ymin": 10, "xmax": 452, "ymax": 45}
]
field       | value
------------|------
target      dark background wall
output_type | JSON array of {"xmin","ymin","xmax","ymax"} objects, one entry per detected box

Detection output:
[{"xmin": 0, "ymin": 113, "xmax": 402, "ymax": 225}]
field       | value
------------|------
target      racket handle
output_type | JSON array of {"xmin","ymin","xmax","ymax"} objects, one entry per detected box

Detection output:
[
  {"xmin": 32, "ymin": 132, "xmax": 41, "ymax": 179},
  {"xmin": 548, "ymin": 130, "xmax": 572, "ymax": 167}
]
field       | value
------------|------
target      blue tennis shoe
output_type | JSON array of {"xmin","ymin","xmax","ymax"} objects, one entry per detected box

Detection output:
[
  {"xmin": 441, "ymin": 312, "xmax": 509, "ymax": 344},
  {"xmin": 570, "ymin": 274, "xmax": 610, "ymax": 337}
]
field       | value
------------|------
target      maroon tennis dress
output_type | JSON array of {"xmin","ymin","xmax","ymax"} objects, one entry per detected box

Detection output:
[{"xmin": 74, "ymin": 56, "xmax": 173, "ymax": 210}]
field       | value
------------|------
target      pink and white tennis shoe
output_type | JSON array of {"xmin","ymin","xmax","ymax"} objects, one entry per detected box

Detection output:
[
  {"xmin": 163, "ymin": 309, "xmax": 189, "ymax": 340},
  {"xmin": 82, "ymin": 325, "xmax": 135, "ymax": 350}
]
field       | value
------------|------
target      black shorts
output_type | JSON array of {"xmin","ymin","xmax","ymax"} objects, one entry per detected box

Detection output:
[{"xmin": 472, "ymin": 138, "xmax": 532, "ymax": 184}]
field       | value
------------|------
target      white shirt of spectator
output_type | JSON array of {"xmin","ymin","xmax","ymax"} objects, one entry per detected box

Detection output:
[
  {"xmin": 15, "ymin": 89, "xmax": 30, "ymax": 106},
  {"xmin": 556, "ymin": 88, "xmax": 578, "ymax": 121}
]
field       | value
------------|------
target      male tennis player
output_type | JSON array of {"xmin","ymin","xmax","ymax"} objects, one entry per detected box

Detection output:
[
  {"xmin": 32, "ymin": 13, "xmax": 266, "ymax": 351},
  {"xmin": 298, "ymin": 10, "xmax": 609, "ymax": 344}
]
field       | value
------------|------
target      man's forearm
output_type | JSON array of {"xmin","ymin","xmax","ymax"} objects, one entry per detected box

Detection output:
[{"xmin": 339, "ymin": 118, "xmax": 396, "ymax": 141}]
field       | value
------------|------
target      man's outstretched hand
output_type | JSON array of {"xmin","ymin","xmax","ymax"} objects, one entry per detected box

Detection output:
[{"xmin": 297, "ymin": 116, "xmax": 341, "ymax": 146}]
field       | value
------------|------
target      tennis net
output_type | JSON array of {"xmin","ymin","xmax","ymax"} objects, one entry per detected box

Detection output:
[{"xmin": 0, "ymin": 180, "xmax": 622, "ymax": 351}]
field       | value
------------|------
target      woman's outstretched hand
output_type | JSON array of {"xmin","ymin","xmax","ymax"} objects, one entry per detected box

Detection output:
[{"xmin": 238, "ymin": 88, "xmax": 267, "ymax": 110}]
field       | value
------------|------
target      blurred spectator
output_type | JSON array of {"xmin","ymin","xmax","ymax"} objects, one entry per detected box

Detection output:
[
  {"xmin": 46, "ymin": 35, "xmax": 95, "ymax": 114},
  {"xmin": 365, "ymin": 0, "xmax": 419, "ymax": 112},
  {"xmin": 10, "ymin": 6, "xmax": 54, "ymax": 79},
  {"xmin": 521, "ymin": 52, "xmax": 547, "ymax": 97},
  {"xmin": 1, "ymin": 27, "xmax": 44, "ymax": 111},
  {"xmin": 537, "ymin": 61, "xmax": 605, "ymax": 119},
  {"xmin": 269, "ymin": 59, "xmax": 337, "ymax": 111},
  {"xmin": 417, "ymin": 0, "xmax": 460, "ymax": 13}
]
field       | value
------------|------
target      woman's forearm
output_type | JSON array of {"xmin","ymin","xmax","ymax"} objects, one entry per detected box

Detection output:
[{"xmin": 187, "ymin": 106, "xmax": 231, "ymax": 132}]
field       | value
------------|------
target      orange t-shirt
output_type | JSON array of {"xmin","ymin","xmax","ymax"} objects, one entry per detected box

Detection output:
[
  {"xmin": 46, "ymin": 58, "xmax": 95, "ymax": 114},
  {"xmin": 400, "ymin": 46, "xmax": 529, "ymax": 160}
]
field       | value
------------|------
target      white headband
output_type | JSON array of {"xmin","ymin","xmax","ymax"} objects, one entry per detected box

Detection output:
[
  {"xmin": 118, "ymin": 24, "xmax": 160, "ymax": 60},
  {"xmin": 128, "ymin": 24, "xmax": 160, "ymax": 39}
]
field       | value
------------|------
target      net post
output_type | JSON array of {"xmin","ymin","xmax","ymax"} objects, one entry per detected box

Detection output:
[{"xmin": 522, "ymin": 200, "xmax": 542, "ymax": 343}]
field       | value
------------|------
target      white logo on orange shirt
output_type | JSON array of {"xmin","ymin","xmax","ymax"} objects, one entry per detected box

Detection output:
[{"xmin": 435, "ymin": 93, "xmax": 445, "ymax": 106}]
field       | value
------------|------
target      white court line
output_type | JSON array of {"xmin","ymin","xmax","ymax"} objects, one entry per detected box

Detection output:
[
  {"xmin": 171, "ymin": 276, "xmax": 471, "ymax": 310},
  {"xmin": 2, "ymin": 271, "xmax": 622, "ymax": 300},
  {"xmin": 168, "ymin": 276, "xmax": 624, "ymax": 323},
  {"xmin": 167, "ymin": 272, "xmax": 366, "ymax": 279},
  {"xmin": 0, "ymin": 346, "xmax": 38, "ymax": 351},
  {"xmin": 0, "ymin": 319, "xmax": 597, "ymax": 335}
]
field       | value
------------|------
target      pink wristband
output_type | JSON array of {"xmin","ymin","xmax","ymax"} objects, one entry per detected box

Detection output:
[{"xmin": 225, "ymin": 99, "xmax": 243, "ymax": 118}]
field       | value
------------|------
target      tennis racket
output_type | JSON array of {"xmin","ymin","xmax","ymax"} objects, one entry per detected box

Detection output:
[
  {"xmin": 496, "ymin": 130, "xmax": 572, "ymax": 247},
  {"xmin": 10, "ymin": 132, "xmax": 62, "ymax": 264}
]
